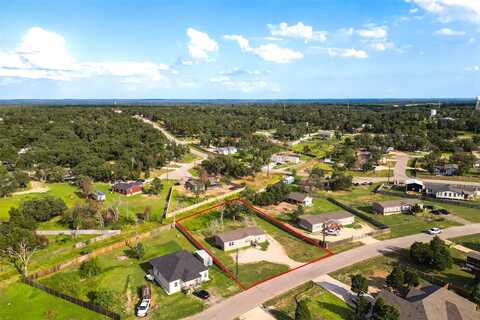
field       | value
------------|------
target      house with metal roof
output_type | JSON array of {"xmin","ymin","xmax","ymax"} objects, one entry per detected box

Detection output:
[
  {"xmin": 376, "ymin": 284, "xmax": 479, "ymax": 320},
  {"xmin": 112, "ymin": 181, "xmax": 143, "ymax": 196},
  {"xmin": 297, "ymin": 211, "xmax": 354, "ymax": 233},
  {"xmin": 372, "ymin": 199, "xmax": 423, "ymax": 215},
  {"xmin": 287, "ymin": 192, "xmax": 313, "ymax": 207},
  {"xmin": 425, "ymin": 183, "xmax": 480, "ymax": 201},
  {"xmin": 434, "ymin": 164, "xmax": 459, "ymax": 176},
  {"xmin": 149, "ymin": 250, "xmax": 209, "ymax": 295},
  {"xmin": 214, "ymin": 227, "xmax": 267, "ymax": 251}
]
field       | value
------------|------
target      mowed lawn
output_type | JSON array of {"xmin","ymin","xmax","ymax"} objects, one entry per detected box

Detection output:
[
  {"xmin": 423, "ymin": 200, "xmax": 480, "ymax": 223},
  {"xmin": 330, "ymin": 248, "xmax": 476, "ymax": 295},
  {"xmin": 450, "ymin": 233, "xmax": 480, "ymax": 252},
  {"xmin": 307, "ymin": 196, "xmax": 343, "ymax": 214},
  {"xmin": 0, "ymin": 180, "xmax": 174, "ymax": 222},
  {"xmin": 39, "ymin": 229, "xmax": 240, "ymax": 319},
  {"xmin": 0, "ymin": 282, "xmax": 107, "ymax": 320},
  {"xmin": 264, "ymin": 281, "xmax": 354, "ymax": 320},
  {"xmin": 180, "ymin": 210, "xmax": 290, "ymax": 287}
]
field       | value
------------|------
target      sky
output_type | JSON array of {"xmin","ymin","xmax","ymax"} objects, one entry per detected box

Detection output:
[{"xmin": 0, "ymin": 0, "xmax": 479, "ymax": 99}]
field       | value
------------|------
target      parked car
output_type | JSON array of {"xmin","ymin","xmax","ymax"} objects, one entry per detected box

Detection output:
[
  {"xmin": 427, "ymin": 227, "xmax": 442, "ymax": 235},
  {"xmin": 193, "ymin": 289, "xmax": 210, "ymax": 300},
  {"xmin": 325, "ymin": 229, "xmax": 340, "ymax": 236},
  {"xmin": 136, "ymin": 298, "xmax": 151, "ymax": 317}
]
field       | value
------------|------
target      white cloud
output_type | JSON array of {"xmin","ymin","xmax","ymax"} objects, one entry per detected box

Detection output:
[
  {"xmin": 224, "ymin": 34, "xmax": 303, "ymax": 63},
  {"xmin": 356, "ymin": 25, "xmax": 388, "ymax": 39},
  {"xmin": 268, "ymin": 22, "xmax": 327, "ymax": 42},
  {"xmin": 369, "ymin": 41, "xmax": 395, "ymax": 51},
  {"xmin": 410, "ymin": 8, "xmax": 419, "ymax": 13},
  {"xmin": 465, "ymin": 65, "xmax": 479, "ymax": 71},
  {"xmin": 186, "ymin": 27, "xmax": 219, "ymax": 61},
  {"xmin": 0, "ymin": 27, "xmax": 171, "ymax": 83},
  {"xmin": 406, "ymin": 0, "xmax": 480, "ymax": 23},
  {"xmin": 208, "ymin": 75, "xmax": 278, "ymax": 93},
  {"xmin": 434, "ymin": 27, "xmax": 466, "ymax": 36},
  {"xmin": 338, "ymin": 27, "xmax": 355, "ymax": 36},
  {"xmin": 318, "ymin": 47, "xmax": 368, "ymax": 59}
]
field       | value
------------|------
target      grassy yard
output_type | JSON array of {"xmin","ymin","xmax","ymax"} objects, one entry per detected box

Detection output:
[
  {"xmin": 238, "ymin": 173, "xmax": 282, "ymax": 191},
  {"xmin": 349, "ymin": 169, "xmax": 393, "ymax": 177},
  {"xmin": 330, "ymin": 247, "xmax": 476, "ymax": 296},
  {"xmin": 307, "ymin": 196, "xmax": 343, "ymax": 214},
  {"xmin": 38, "ymin": 229, "xmax": 239, "ymax": 319},
  {"xmin": 423, "ymin": 200, "xmax": 480, "ymax": 223},
  {"xmin": 179, "ymin": 152, "xmax": 200, "ymax": 163},
  {"xmin": 289, "ymin": 139, "xmax": 336, "ymax": 158},
  {"xmin": 264, "ymin": 281, "xmax": 354, "ymax": 320},
  {"xmin": 0, "ymin": 180, "xmax": 175, "ymax": 222},
  {"xmin": 0, "ymin": 282, "xmax": 107, "ymax": 320},
  {"xmin": 180, "ymin": 210, "xmax": 290, "ymax": 287},
  {"xmin": 450, "ymin": 233, "xmax": 480, "ymax": 251}
]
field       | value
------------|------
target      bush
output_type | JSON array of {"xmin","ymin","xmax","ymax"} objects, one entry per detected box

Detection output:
[
  {"xmin": 259, "ymin": 240, "xmax": 270, "ymax": 251},
  {"xmin": 79, "ymin": 258, "xmax": 102, "ymax": 278},
  {"xmin": 87, "ymin": 288, "xmax": 118, "ymax": 311},
  {"xmin": 80, "ymin": 247, "xmax": 93, "ymax": 255}
]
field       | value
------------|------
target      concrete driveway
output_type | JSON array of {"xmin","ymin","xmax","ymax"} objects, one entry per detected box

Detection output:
[{"xmin": 187, "ymin": 223, "xmax": 480, "ymax": 320}]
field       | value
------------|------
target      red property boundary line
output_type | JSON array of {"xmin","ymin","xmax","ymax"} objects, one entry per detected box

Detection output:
[{"xmin": 175, "ymin": 198, "xmax": 334, "ymax": 291}]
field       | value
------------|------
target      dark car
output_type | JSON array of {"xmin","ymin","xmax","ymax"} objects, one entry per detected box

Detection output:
[{"xmin": 193, "ymin": 290, "xmax": 210, "ymax": 300}]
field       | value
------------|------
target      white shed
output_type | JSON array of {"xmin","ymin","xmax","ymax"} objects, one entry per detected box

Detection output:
[{"xmin": 195, "ymin": 250, "xmax": 213, "ymax": 267}]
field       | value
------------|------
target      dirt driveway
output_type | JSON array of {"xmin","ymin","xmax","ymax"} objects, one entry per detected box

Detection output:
[
  {"xmin": 231, "ymin": 235, "xmax": 303, "ymax": 268},
  {"xmin": 294, "ymin": 222, "xmax": 375, "ymax": 243}
]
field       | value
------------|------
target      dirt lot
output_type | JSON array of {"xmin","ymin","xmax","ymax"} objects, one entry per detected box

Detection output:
[
  {"xmin": 292, "ymin": 221, "xmax": 376, "ymax": 243},
  {"xmin": 231, "ymin": 235, "xmax": 303, "ymax": 268},
  {"xmin": 261, "ymin": 202, "xmax": 297, "ymax": 217}
]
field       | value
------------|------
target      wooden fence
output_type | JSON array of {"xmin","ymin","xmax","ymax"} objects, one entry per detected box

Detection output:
[{"xmin": 23, "ymin": 278, "xmax": 120, "ymax": 320}]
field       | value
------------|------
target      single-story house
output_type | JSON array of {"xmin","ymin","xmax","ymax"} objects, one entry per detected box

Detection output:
[
  {"xmin": 112, "ymin": 181, "xmax": 143, "ymax": 196},
  {"xmin": 466, "ymin": 252, "xmax": 480, "ymax": 272},
  {"xmin": 207, "ymin": 177, "xmax": 221, "ymax": 187},
  {"xmin": 271, "ymin": 153, "xmax": 300, "ymax": 164},
  {"xmin": 215, "ymin": 146, "xmax": 238, "ymax": 155},
  {"xmin": 317, "ymin": 130, "xmax": 334, "ymax": 139},
  {"xmin": 298, "ymin": 211, "xmax": 355, "ymax": 233},
  {"xmin": 214, "ymin": 227, "xmax": 267, "ymax": 251},
  {"xmin": 91, "ymin": 191, "xmax": 106, "ymax": 201},
  {"xmin": 287, "ymin": 192, "xmax": 313, "ymax": 207},
  {"xmin": 425, "ymin": 183, "xmax": 480, "ymax": 201},
  {"xmin": 149, "ymin": 250, "xmax": 209, "ymax": 295},
  {"xmin": 185, "ymin": 178, "xmax": 206, "ymax": 193},
  {"xmin": 376, "ymin": 284, "xmax": 479, "ymax": 320},
  {"xmin": 372, "ymin": 199, "xmax": 423, "ymax": 215},
  {"xmin": 434, "ymin": 164, "xmax": 458, "ymax": 176},
  {"xmin": 405, "ymin": 179, "xmax": 425, "ymax": 193},
  {"xmin": 283, "ymin": 175, "xmax": 295, "ymax": 185},
  {"xmin": 352, "ymin": 150, "xmax": 371, "ymax": 171}
]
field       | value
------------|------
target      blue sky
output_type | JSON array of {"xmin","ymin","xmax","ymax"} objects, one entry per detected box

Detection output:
[{"xmin": 0, "ymin": 0, "xmax": 479, "ymax": 99}]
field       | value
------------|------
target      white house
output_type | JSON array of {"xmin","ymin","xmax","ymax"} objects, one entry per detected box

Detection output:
[
  {"xmin": 149, "ymin": 251, "xmax": 209, "ymax": 295},
  {"xmin": 91, "ymin": 191, "xmax": 106, "ymax": 201},
  {"xmin": 298, "ymin": 211, "xmax": 355, "ymax": 233},
  {"xmin": 283, "ymin": 175, "xmax": 295, "ymax": 184},
  {"xmin": 372, "ymin": 199, "xmax": 423, "ymax": 215},
  {"xmin": 215, "ymin": 147, "xmax": 238, "ymax": 155},
  {"xmin": 214, "ymin": 227, "xmax": 267, "ymax": 251},
  {"xmin": 425, "ymin": 183, "xmax": 480, "ymax": 201},
  {"xmin": 271, "ymin": 153, "xmax": 300, "ymax": 164},
  {"xmin": 287, "ymin": 192, "xmax": 313, "ymax": 207}
]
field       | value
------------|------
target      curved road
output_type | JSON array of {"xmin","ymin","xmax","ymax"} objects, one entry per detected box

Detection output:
[{"xmin": 188, "ymin": 223, "xmax": 480, "ymax": 320}]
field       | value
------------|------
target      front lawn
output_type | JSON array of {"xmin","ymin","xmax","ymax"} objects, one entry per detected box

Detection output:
[
  {"xmin": 423, "ymin": 201, "xmax": 480, "ymax": 223},
  {"xmin": 0, "ymin": 282, "xmax": 107, "ymax": 320},
  {"xmin": 307, "ymin": 196, "xmax": 342, "ymax": 214},
  {"xmin": 264, "ymin": 281, "xmax": 354, "ymax": 320},
  {"xmin": 450, "ymin": 233, "xmax": 480, "ymax": 251},
  {"xmin": 39, "ymin": 229, "xmax": 239, "ymax": 319},
  {"xmin": 330, "ymin": 248, "xmax": 476, "ymax": 297}
]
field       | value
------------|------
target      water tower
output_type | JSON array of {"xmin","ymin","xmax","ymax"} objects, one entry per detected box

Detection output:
[
  {"xmin": 430, "ymin": 109, "xmax": 437, "ymax": 117},
  {"xmin": 476, "ymin": 96, "xmax": 480, "ymax": 111}
]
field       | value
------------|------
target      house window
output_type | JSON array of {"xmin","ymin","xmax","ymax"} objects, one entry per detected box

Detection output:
[
  {"xmin": 174, "ymin": 281, "xmax": 178, "ymax": 287},
  {"xmin": 229, "ymin": 241, "xmax": 235, "ymax": 246}
]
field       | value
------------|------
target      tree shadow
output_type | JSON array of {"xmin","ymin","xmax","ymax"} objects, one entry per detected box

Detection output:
[{"xmin": 268, "ymin": 309, "xmax": 292, "ymax": 320}]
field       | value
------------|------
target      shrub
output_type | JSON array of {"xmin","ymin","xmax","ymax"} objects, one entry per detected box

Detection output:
[
  {"xmin": 87, "ymin": 288, "xmax": 118, "ymax": 310},
  {"xmin": 79, "ymin": 258, "xmax": 101, "ymax": 278}
]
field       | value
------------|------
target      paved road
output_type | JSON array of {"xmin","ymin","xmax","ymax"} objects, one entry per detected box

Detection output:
[
  {"xmin": 135, "ymin": 116, "xmax": 208, "ymax": 180},
  {"xmin": 188, "ymin": 223, "xmax": 480, "ymax": 320}
]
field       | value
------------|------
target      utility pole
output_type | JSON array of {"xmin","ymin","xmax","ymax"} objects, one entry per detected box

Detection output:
[
  {"xmin": 387, "ymin": 161, "xmax": 391, "ymax": 185},
  {"xmin": 235, "ymin": 248, "xmax": 239, "ymax": 279}
]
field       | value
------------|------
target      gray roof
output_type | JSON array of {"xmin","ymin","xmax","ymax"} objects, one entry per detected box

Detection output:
[
  {"xmin": 287, "ymin": 192, "xmax": 310, "ymax": 202},
  {"xmin": 467, "ymin": 251, "xmax": 480, "ymax": 260},
  {"xmin": 425, "ymin": 183, "xmax": 480, "ymax": 195},
  {"xmin": 373, "ymin": 199, "xmax": 422, "ymax": 208},
  {"xmin": 149, "ymin": 250, "xmax": 207, "ymax": 282},
  {"xmin": 299, "ymin": 211, "xmax": 353, "ymax": 225},
  {"xmin": 377, "ymin": 285, "xmax": 479, "ymax": 320},
  {"xmin": 215, "ymin": 227, "xmax": 265, "ymax": 243}
]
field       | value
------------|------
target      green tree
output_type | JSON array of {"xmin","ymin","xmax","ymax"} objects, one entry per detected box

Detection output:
[
  {"xmin": 294, "ymin": 299, "xmax": 312, "ymax": 320},
  {"xmin": 79, "ymin": 258, "xmax": 102, "ymax": 278},
  {"xmin": 372, "ymin": 298, "xmax": 400, "ymax": 320},
  {"xmin": 145, "ymin": 178, "xmax": 163, "ymax": 195},
  {"xmin": 386, "ymin": 266, "xmax": 405, "ymax": 291},
  {"xmin": 404, "ymin": 269, "xmax": 420, "ymax": 288},
  {"xmin": 87, "ymin": 288, "xmax": 118, "ymax": 310},
  {"xmin": 351, "ymin": 274, "xmax": 369, "ymax": 297},
  {"xmin": 471, "ymin": 283, "xmax": 480, "ymax": 311},
  {"xmin": 353, "ymin": 296, "xmax": 370, "ymax": 320}
]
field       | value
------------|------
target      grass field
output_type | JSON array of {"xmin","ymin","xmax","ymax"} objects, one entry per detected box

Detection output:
[
  {"xmin": 289, "ymin": 139, "xmax": 336, "ymax": 158},
  {"xmin": 450, "ymin": 233, "xmax": 480, "ymax": 252},
  {"xmin": 307, "ymin": 196, "xmax": 343, "ymax": 214},
  {"xmin": 330, "ymin": 247, "xmax": 476, "ymax": 295},
  {"xmin": 38, "ymin": 229, "xmax": 239, "ymax": 319},
  {"xmin": 0, "ymin": 180, "xmax": 174, "ymax": 223},
  {"xmin": 349, "ymin": 169, "xmax": 393, "ymax": 177},
  {"xmin": 0, "ymin": 282, "xmax": 107, "ymax": 320},
  {"xmin": 423, "ymin": 200, "xmax": 480, "ymax": 223},
  {"xmin": 264, "ymin": 281, "xmax": 354, "ymax": 320}
]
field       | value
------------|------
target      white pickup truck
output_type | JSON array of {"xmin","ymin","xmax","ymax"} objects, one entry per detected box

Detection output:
[{"xmin": 136, "ymin": 285, "xmax": 151, "ymax": 317}]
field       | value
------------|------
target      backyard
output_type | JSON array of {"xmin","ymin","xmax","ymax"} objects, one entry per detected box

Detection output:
[
  {"xmin": 264, "ymin": 281, "xmax": 354, "ymax": 320},
  {"xmin": 37, "ymin": 229, "xmax": 240, "ymax": 319}
]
